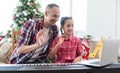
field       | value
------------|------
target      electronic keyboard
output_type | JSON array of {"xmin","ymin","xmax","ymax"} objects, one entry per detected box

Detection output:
[{"xmin": 0, "ymin": 63, "xmax": 120, "ymax": 73}]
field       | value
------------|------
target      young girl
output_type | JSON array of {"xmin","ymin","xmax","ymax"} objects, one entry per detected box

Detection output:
[{"xmin": 49, "ymin": 17, "xmax": 83, "ymax": 63}]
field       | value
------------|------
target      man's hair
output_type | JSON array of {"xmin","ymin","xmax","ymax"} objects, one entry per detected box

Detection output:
[{"xmin": 45, "ymin": 3, "xmax": 59, "ymax": 11}]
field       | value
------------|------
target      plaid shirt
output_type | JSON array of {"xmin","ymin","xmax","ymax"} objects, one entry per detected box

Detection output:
[
  {"xmin": 9, "ymin": 18, "xmax": 58, "ymax": 64},
  {"xmin": 50, "ymin": 35, "xmax": 83, "ymax": 63}
]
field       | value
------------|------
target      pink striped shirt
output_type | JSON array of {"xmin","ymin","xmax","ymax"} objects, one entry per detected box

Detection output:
[{"xmin": 50, "ymin": 35, "xmax": 83, "ymax": 63}]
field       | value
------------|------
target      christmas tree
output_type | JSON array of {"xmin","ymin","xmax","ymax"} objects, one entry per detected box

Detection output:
[{"xmin": 12, "ymin": 0, "xmax": 43, "ymax": 30}]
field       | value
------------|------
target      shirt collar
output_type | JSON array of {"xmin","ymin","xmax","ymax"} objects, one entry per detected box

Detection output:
[
  {"xmin": 39, "ymin": 18, "xmax": 44, "ymax": 29},
  {"xmin": 64, "ymin": 35, "xmax": 76, "ymax": 42}
]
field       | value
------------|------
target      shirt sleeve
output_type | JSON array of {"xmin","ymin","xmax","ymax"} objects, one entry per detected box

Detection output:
[
  {"xmin": 17, "ymin": 20, "xmax": 34, "ymax": 48},
  {"xmin": 9, "ymin": 20, "xmax": 34, "ymax": 64},
  {"xmin": 77, "ymin": 39, "xmax": 83, "ymax": 56}
]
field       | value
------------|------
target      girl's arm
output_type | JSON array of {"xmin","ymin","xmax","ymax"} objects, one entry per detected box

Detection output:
[
  {"xmin": 73, "ymin": 38, "xmax": 83, "ymax": 63},
  {"xmin": 48, "ymin": 42, "xmax": 60, "ymax": 61},
  {"xmin": 49, "ymin": 36, "xmax": 64, "ymax": 60}
]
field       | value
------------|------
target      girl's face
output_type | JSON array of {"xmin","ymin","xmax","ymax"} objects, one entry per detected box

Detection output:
[{"xmin": 62, "ymin": 19, "xmax": 74, "ymax": 36}]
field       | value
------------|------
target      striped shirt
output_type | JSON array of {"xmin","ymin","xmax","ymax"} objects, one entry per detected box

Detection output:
[
  {"xmin": 9, "ymin": 18, "xmax": 58, "ymax": 64},
  {"xmin": 27, "ymin": 27, "xmax": 50, "ymax": 62}
]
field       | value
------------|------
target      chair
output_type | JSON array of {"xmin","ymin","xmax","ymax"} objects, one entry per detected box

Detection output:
[{"xmin": 11, "ymin": 29, "xmax": 21, "ymax": 52}]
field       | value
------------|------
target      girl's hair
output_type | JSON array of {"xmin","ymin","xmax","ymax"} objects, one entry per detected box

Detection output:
[{"xmin": 60, "ymin": 17, "xmax": 72, "ymax": 34}]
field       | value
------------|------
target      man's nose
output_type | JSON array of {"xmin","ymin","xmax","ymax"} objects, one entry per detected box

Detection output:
[{"xmin": 54, "ymin": 17, "xmax": 59, "ymax": 22}]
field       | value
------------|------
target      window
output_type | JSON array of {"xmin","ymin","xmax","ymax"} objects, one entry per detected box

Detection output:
[
  {"xmin": 0, "ymin": 0, "xmax": 87, "ymax": 37},
  {"xmin": 72, "ymin": 0, "xmax": 87, "ymax": 31},
  {"xmin": 40, "ymin": 0, "xmax": 87, "ymax": 37},
  {"xmin": 0, "ymin": 0, "xmax": 17, "ymax": 34},
  {"xmin": 72, "ymin": 0, "xmax": 87, "ymax": 37}
]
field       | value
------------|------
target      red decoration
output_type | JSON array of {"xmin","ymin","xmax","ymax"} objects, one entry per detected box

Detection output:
[
  {"xmin": 82, "ymin": 37, "xmax": 90, "ymax": 60},
  {"xmin": 13, "ymin": 16, "xmax": 16, "ymax": 20},
  {"xmin": 20, "ymin": 20, "xmax": 24, "ymax": 24},
  {"xmin": 32, "ymin": 16, "xmax": 34, "ymax": 20},
  {"xmin": 29, "ymin": 2, "xmax": 34, "ymax": 6},
  {"xmin": 0, "ymin": 37, "xmax": 3, "ymax": 41}
]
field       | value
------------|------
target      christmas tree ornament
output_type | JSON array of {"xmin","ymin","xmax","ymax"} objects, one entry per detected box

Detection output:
[
  {"xmin": 29, "ymin": 2, "xmax": 34, "ymax": 6},
  {"xmin": 11, "ymin": 0, "xmax": 43, "ymax": 30}
]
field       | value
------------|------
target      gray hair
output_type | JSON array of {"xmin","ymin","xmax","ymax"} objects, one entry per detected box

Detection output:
[{"xmin": 45, "ymin": 3, "xmax": 59, "ymax": 11}]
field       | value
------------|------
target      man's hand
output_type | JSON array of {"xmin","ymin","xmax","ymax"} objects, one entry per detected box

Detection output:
[{"xmin": 36, "ymin": 30, "xmax": 44, "ymax": 48}]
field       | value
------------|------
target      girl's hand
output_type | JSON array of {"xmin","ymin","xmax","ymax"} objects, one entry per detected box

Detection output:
[
  {"xmin": 57, "ymin": 35, "xmax": 65, "ymax": 46},
  {"xmin": 73, "ymin": 56, "xmax": 82, "ymax": 63}
]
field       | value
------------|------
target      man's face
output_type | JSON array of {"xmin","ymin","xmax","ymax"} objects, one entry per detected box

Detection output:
[{"xmin": 45, "ymin": 6, "xmax": 60, "ymax": 25}]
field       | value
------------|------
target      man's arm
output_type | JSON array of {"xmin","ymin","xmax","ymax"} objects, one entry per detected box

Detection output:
[
  {"xmin": 18, "ymin": 29, "xmax": 44, "ymax": 54},
  {"xmin": 16, "ymin": 19, "xmax": 45, "ymax": 54},
  {"xmin": 18, "ymin": 44, "xmax": 38, "ymax": 54}
]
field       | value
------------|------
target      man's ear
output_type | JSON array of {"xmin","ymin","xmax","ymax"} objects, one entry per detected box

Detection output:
[{"xmin": 45, "ymin": 11, "xmax": 48, "ymax": 16}]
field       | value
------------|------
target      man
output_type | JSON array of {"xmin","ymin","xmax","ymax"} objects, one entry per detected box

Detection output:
[{"xmin": 9, "ymin": 3, "xmax": 60, "ymax": 64}]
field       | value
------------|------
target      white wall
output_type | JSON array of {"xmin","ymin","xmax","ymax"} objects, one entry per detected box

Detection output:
[
  {"xmin": 117, "ymin": 0, "xmax": 120, "ymax": 38},
  {"xmin": 87, "ymin": 0, "xmax": 117, "ymax": 40},
  {"xmin": 72, "ymin": 0, "xmax": 87, "ymax": 31}
]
